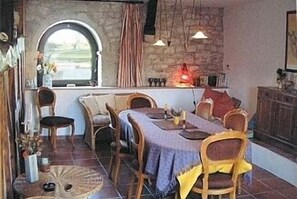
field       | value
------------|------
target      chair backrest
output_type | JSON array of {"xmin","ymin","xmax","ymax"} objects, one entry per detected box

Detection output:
[
  {"xmin": 200, "ymin": 131, "xmax": 248, "ymax": 185},
  {"xmin": 223, "ymin": 109, "xmax": 248, "ymax": 132},
  {"xmin": 106, "ymin": 103, "xmax": 121, "ymax": 151},
  {"xmin": 36, "ymin": 87, "xmax": 56, "ymax": 118},
  {"xmin": 195, "ymin": 98, "xmax": 214, "ymax": 120},
  {"xmin": 127, "ymin": 93, "xmax": 157, "ymax": 109},
  {"xmin": 127, "ymin": 114, "xmax": 145, "ymax": 172}
]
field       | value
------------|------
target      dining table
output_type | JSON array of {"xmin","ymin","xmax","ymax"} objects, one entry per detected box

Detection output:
[{"xmin": 119, "ymin": 108, "xmax": 252, "ymax": 199}]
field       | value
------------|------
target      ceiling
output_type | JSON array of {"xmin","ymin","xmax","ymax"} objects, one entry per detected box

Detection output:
[
  {"xmin": 175, "ymin": 0, "xmax": 258, "ymax": 8},
  {"xmin": 78, "ymin": 0, "xmax": 258, "ymax": 8}
]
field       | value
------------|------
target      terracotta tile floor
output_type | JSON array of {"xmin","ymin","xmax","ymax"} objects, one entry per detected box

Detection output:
[{"xmin": 41, "ymin": 136, "xmax": 297, "ymax": 199}]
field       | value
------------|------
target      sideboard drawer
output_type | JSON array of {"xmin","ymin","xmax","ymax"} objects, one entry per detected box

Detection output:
[
  {"xmin": 282, "ymin": 95, "xmax": 297, "ymax": 104},
  {"xmin": 258, "ymin": 89, "xmax": 275, "ymax": 99}
]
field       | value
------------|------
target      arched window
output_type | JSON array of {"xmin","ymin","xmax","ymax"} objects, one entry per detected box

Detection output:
[{"xmin": 37, "ymin": 22, "xmax": 101, "ymax": 87}]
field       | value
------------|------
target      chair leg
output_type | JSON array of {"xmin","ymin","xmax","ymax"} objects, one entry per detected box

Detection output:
[
  {"xmin": 230, "ymin": 190, "xmax": 236, "ymax": 199},
  {"xmin": 202, "ymin": 193, "xmax": 208, "ymax": 199},
  {"xmin": 70, "ymin": 123, "xmax": 75, "ymax": 148},
  {"xmin": 113, "ymin": 156, "xmax": 121, "ymax": 186},
  {"xmin": 108, "ymin": 154, "xmax": 114, "ymax": 180},
  {"xmin": 127, "ymin": 173, "xmax": 136, "ymax": 199},
  {"xmin": 135, "ymin": 176, "xmax": 144, "ymax": 199},
  {"xmin": 51, "ymin": 128, "xmax": 57, "ymax": 150},
  {"xmin": 237, "ymin": 174, "xmax": 242, "ymax": 194}
]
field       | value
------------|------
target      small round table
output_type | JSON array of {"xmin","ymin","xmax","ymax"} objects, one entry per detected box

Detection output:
[{"xmin": 13, "ymin": 165, "xmax": 104, "ymax": 199}]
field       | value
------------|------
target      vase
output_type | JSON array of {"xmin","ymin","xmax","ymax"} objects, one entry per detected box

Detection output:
[
  {"xmin": 24, "ymin": 153, "xmax": 39, "ymax": 183},
  {"xmin": 42, "ymin": 74, "xmax": 52, "ymax": 87},
  {"xmin": 173, "ymin": 116, "xmax": 180, "ymax": 125}
]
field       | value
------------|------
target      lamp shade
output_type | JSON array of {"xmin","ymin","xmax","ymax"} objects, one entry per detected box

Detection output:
[
  {"xmin": 191, "ymin": 31, "xmax": 208, "ymax": 39},
  {"xmin": 153, "ymin": 39, "xmax": 167, "ymax": 47}
]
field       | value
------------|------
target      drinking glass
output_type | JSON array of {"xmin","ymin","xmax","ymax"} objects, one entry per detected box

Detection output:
[
  {"xmin": 162, "ymin": 78, "xmax": 167, "ymax": 87},
  {"xmin": 148, "ymin": 78, "xmax": 154, "ymax": 87},
  {"xmin": 153, "ymin": 78, "xmax": 160, "ymax": 87}
]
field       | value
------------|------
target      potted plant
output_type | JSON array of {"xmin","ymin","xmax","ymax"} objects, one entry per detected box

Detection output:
[
  {"xmin": 17, "ymin": 132, "xmax": 43, "ymax": 182},
  {"xmin": 171, "ymin": 107, "xmax": 182, "ymax": 125}
]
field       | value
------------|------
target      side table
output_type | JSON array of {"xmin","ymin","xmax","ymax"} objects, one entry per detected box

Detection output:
[{"xmin": 13, "ymin": 165, "xmax": 103, "ymax": 199}]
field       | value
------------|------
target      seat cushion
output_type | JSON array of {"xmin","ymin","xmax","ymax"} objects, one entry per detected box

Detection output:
[
  {"xmin": 195, "ymin": 172, "xmax": 234, "ymax": 189},
  {"xmin": 40, "ymin": 116, "xmax": 74, "ymax": 127},
  {"xmin": 110, "ymin": 140, "xmax": 130, "ymax": 154},
  {"xmin": 92, "ymin": 114, "xmax": 110, "ymax": 125}
]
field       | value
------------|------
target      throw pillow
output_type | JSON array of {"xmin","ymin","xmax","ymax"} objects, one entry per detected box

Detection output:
[
  {"xmin": 115, "ymin": 94, "xmax": 130, "ymax": 113},
  {"xmin": 82, "ymin": 96, "xmax": 100, "ymax": 116},
  {"xmin": 213, "ymin": 91, "xmax": 235, "ymax": 120},
  {"xmin": 95, "ymin": 94, "xmax": 116, "ymax": 114},
  {"xmin": 201, "ymin": 87, "xmax": 224, "ymax": 103}
]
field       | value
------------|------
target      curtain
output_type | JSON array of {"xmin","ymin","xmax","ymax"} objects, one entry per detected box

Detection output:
[{"xmin": 118, "ymin": 4, "xmax": 143, "ymax": 87}]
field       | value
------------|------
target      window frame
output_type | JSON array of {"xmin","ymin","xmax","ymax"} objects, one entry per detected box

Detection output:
[{"xmin": 37, "ymin": 22, "xmax": 99, "ymax": 87}]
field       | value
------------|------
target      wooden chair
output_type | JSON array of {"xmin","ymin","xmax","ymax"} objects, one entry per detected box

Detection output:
[
  {"xmin": 195, "ymin": 98, "xmax": 214, "ymax": 120},
  {"xmin": 223, "ymin": 109, "xmax": 249, "ymax": 193},
  {"xmin": 36, "ymin": 87, "xmax": 75, "ymax": 150},
  {"xmin": 127, "ymin": 93, "xmax": 157, "ymax": 109},
  {"xmin": 191, "ymin": 131, "xmax": 248, "ymax": 199},
  {"xmin": 105, "ymin": 103, "xmax": 130, "ymax": 186},
  {"xmin": 223, "ymin": 109, "xmax": 248, "ymax": 133},
  {"xmin": 127, "ymin": 114, "xmax": 150, "ymax": 199}
]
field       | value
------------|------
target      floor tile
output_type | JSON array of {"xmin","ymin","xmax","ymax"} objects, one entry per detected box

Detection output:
[{"xmin": 38, "ymin": 136, "xmax": 297, "ymax": 199}]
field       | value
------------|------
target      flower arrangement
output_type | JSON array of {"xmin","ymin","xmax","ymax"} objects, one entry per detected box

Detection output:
[
  {"xmin": 36, "ymin": 52, "xmax": 57, "ymax": 75},
  {"xmin": 170, "ymin": 107, "xmax": 182, "ymax": 116},
  {"xmin": 17, "ymin": 132, "xmax": 43, "ymax": 158}
]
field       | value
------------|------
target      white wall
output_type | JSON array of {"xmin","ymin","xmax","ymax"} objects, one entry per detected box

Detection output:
[
  {"xmin": 25, "ymin": 87, "xmax": 228, "ymax": 136},
  {"xmin": 223, "ymin": 0, "xmax": 296, "ymax": 117}
]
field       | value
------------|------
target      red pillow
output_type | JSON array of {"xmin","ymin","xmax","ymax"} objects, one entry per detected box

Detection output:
[
  {"xmin": 201, "ymin": 87, "xmax": 224, "ymax": 104},
  {"xmin": 213, "ymin": 91, "xmax": 235, "ymax": 119}
]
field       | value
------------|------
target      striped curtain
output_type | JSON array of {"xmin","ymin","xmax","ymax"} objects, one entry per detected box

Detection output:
[{"xmin": 118, "ymin": 4, "xmax": 143, "ymax": 87}]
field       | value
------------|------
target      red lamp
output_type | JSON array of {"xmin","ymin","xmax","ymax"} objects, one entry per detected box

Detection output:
[{"xmin": 176, "ymin": 63, "xmax": 193, "ymax": 87}]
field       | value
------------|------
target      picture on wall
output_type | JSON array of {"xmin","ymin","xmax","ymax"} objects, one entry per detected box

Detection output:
[{"xmin": 285, "ymin": 10, "xmax": 297, "ymax": 72}]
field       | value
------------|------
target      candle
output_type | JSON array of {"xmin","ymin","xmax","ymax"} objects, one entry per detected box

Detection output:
[
  {"xmin": 182, "ymin": 111, "xmax": 186, "ymax": 120},
  {"xmin": 41, "ymin": 157, "xmax": 49, "ymax": 165}
]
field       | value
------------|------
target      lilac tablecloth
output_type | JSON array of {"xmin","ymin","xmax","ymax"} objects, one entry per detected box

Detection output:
[{"xmin": 119, "ymin": 108, "xmax": 226, "ymax": 196}]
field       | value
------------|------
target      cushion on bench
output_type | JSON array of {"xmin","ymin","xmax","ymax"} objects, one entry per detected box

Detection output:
[{"xmin": 201, "ymin": 87, "xmax": 241, "ymax": 120}]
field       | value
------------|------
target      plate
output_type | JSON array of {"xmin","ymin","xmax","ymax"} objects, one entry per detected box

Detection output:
[{"xmin": 179, "ymin": 130, "xmax": 211, "ymax": 140}]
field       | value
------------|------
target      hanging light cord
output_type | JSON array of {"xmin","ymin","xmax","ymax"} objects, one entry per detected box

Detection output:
[
  {"xmin": 180, "ymin": 0, "xmax": 188, "ymax": 50},
  {"xmin": 158, "ymin": 0, "xmax": 162, "ymax": 39},
  {"xmin": 186, "ymin": 0, "xmax": 196, "ymax": 42},
  {"xmin": 163, "ymin": 0, "xmax": 168, "ymax": 40},
  {"xmin": 168, "ymin": 0, "xmax": 177, "ymax": 43},
  {"xmin": 199, "ymin": 0, "xmax": 201, "ymax": 27}
]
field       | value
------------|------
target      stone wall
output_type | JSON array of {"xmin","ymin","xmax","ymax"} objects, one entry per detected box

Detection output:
[{"xmin": 25, "ymin": 0, "xmax": 223, "ymax": 87}]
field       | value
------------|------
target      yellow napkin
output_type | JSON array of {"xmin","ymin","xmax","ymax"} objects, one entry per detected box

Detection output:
[{"xmin": 177, "ymin": 160, "xmax": 252, "ymax": 199}]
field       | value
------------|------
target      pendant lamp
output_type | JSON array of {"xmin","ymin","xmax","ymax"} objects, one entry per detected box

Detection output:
[
  {"xmin": 153, "ymin": 0, "xmax": 166, "ymax": 46},
  {"xmin": 191, "ymin": 0, "xmax": 207, "ymax": 39}
]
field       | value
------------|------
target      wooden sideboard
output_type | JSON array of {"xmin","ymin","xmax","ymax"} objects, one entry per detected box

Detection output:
[{"xmin": 254, "ymin": 87, "xmax": 297, "ymax": 152}]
